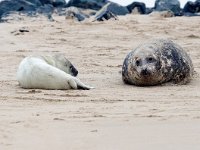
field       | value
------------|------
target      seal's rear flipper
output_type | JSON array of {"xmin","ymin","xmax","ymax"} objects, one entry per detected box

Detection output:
[
  {"xmin": 77, "ymin": 81, "xmax": 94, "ymax": 90},
  {"xmin": 77, "ymin": 85, "xmax": 94, "ymax": 90},
  {"xmin": 73, "ymin": 77, "xmax": 94, "ymax": 90}
]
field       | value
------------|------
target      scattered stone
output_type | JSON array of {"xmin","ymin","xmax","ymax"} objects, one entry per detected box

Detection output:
[
  {"xmin": 91, "ymin": 129, "xmax": 98, "ymax": 132},
  {"xmin": 19, "ymin": 28, "xmax": 29, "ymax": 32},
  {"xmin": 187, "ymin": 34, "xmax": 200, "ymax": 38},
  {"xmin": 11, "ymin": 27, "xmax": 30, "ymax": 35},
  {"xmin": 53, "ymin": 118, "xmax": 65, "ymax": 121}
]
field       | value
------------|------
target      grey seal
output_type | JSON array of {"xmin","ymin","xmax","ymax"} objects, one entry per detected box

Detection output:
[{"xmin": 122, "ymin": 38, "xmax": 194, "ymax": 86}]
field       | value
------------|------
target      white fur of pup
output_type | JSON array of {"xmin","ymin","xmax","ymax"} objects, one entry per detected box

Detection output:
[{"xmin": 17, "ymin": 56, "xmax": 93, "ymax": 90}]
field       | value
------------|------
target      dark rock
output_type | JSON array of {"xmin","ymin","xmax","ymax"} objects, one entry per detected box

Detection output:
[
  {"xmin": 19, "ymin": 28, "xmax": 30, "ymax": 32},
  {"xmin": 92, "ymin": 2, "xmax": 129, "ymax": 21},
  {"xmin": 0, "ymin": 0, "xmax": 38, "ymax": 19},
  {"xmin": 99, "ymin": 2, "xmax": 129, "ymax": 16},
  {"xmin": 36, "ymin": 4, "xmax": 54, "ymax": 21},
  {"xmin": 183, "ymin": 0, "xmax": 200, "ymax": 14},
  {"xmin": 183, "ymin": 12, "xmax": 200, "ymax": 16},
  {"xmin": 26, "ymin": 0, "xmax": 42, "ymax": 6},
  {"xmin": 93, "ymin": 9, "xmax": 117, "ymax": 21},
  {"xmin": 39, "ymin": 0, "xmax": 66, "ymax": 7},
  {"xmin": 66, "ymin": 0, "xmax": 108, "ymax": 10},
  {"xmin": 154, "ymin": 0, "xmax": 181, "ymax": 16},
  {"xmin": 146, "ymin": 7, "xmax": 154, "ymax": 14},
  {"xmin": 126, "ymin": 2, "xmax": 146, "ymax": 14},
  {"xmin": 36, "ymin": 4, "xmax": 54, "ymax": 14},
  {"xmin": 64, "ymin": 7, "xmax": 88, "ymax": 21}
]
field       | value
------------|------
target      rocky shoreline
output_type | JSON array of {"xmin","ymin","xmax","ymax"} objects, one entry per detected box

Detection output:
[{"xmin": 0, "ymin": 0, "xmax": 200, "ymax": 22}]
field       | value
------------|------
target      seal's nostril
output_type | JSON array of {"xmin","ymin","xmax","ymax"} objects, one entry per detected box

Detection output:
[{"xmin": 141, "ymin": 68, "xmax": 149, "ymax": 76}]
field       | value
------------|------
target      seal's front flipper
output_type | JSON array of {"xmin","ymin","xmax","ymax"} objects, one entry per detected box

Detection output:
[{"xmin": 68, "ymin": 78, "xmax": 78, "ymax": 89}]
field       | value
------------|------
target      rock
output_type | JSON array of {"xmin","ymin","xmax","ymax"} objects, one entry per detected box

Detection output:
[
  {"xmin": 98, "ymin": 2, "xmax": 129, "ymax": 16},
  {"xmin": 0, "ymin": 0, "xmax": 38, "ymax": 19},
  {"xmin": 146, "ymin": 7, "xmax": 154, "ymax": 14},
  {"xmin": 36, "ymin": 4, "xmax": 54, "ymax": 21},
  {"xmin": 39, "ymin": 0, "xmax": 66, "ymax": 7},
  {"xmin": 27, "ymin": 0, "xmax": 42, "ymax": 6},
  {"xmin": 36, "ymin": 4, "xmax": 54, "ymax": 14},
  {"xmin": 19, "ymin": 28, "xmax": 30, "ymax": 32},
  {"xmin": 66, "ymin": 0, "xmax": 108, "ymax": 10},
  {"xmin": 64, "ymin": 7, "xmax": 88, "ymax": 21},
  {"xmin": 183, "ymin": 0, "xmax": 200, "ymax": 14},
  {"xmin": 183, "ymin": 12, "xmax": 200, "ymax": 16},
  {"xmin": 126, "ymin": 2, "xmax": 146, "ymax": 14},
  {"xmin": 130, "ymin": 7, "xmax": 141, "ymax": 15},
  {"xmin": 154, "ymin": 0, "xmax": 181, "ymax": 16},
  {"xmin": 92, "ymin": 2, "xmax": 129, "ymax": 21},
  {"xmin": 55, "ymin": 7, "xmax": 90, "ymax": 21},
  {"xmin": 93, "ymin": 9, "xmax": 117, "ymax": 21}
]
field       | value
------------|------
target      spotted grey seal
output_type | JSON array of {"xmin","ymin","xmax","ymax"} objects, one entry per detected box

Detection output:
[
  {"xmin": 122, "ymin": 38, "xmax": 194, "ymax": 86},
  {"xmin": 17, "ymin": 54, "xmax": 93, "ymax": 90}
]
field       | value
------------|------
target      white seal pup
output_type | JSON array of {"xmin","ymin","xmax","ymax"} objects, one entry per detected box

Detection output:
[
  {"xmin": 17, "ymin": 54, "xmax": 93, "ymax": 90},
  {"xmin": 122, "ymin": 38, "xmax": 194, "ymax": 86}
]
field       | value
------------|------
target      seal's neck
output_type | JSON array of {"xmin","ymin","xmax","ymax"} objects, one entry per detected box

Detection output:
[{"xmin": 41, "ymin": 55, "xmax": 56, "ymax": 67}]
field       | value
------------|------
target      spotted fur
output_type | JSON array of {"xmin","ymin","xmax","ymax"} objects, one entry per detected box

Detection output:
[{"xmin": 122, "ymin": 38, "xmax": 194, "ymax": 86}]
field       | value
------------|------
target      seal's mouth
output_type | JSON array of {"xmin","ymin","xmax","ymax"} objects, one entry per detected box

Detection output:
[{"xmin": 138, "ymin": 70, "xmax": 156, "ymax": 83}]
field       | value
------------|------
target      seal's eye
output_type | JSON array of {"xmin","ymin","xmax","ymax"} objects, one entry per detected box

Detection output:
[
  {"xmin": 147, "ymin": 57, "xmax": 154, "ymax": 62},
  {"xmin": 135, "ymin": 60, "xmax": 141, "ymax": 66}
]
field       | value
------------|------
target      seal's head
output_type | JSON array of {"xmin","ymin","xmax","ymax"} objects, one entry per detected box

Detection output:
[
  {"xmin": 53, "ymin": 54, "xmax": 78, "ymax": 77},
  {"xmin": 122, "ymin": 45, "xmax": 164, "ymax": 86}
]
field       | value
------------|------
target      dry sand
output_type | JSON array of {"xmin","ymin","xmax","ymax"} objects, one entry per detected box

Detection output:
[{"xmin": 0, "ymin": 14, "xmax": 200, "ymax": 150}]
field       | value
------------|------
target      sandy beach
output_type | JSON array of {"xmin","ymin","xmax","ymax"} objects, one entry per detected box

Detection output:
[{"xmin": 0, "ymin": 14, "xmax": 200, "ymax": 149}]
